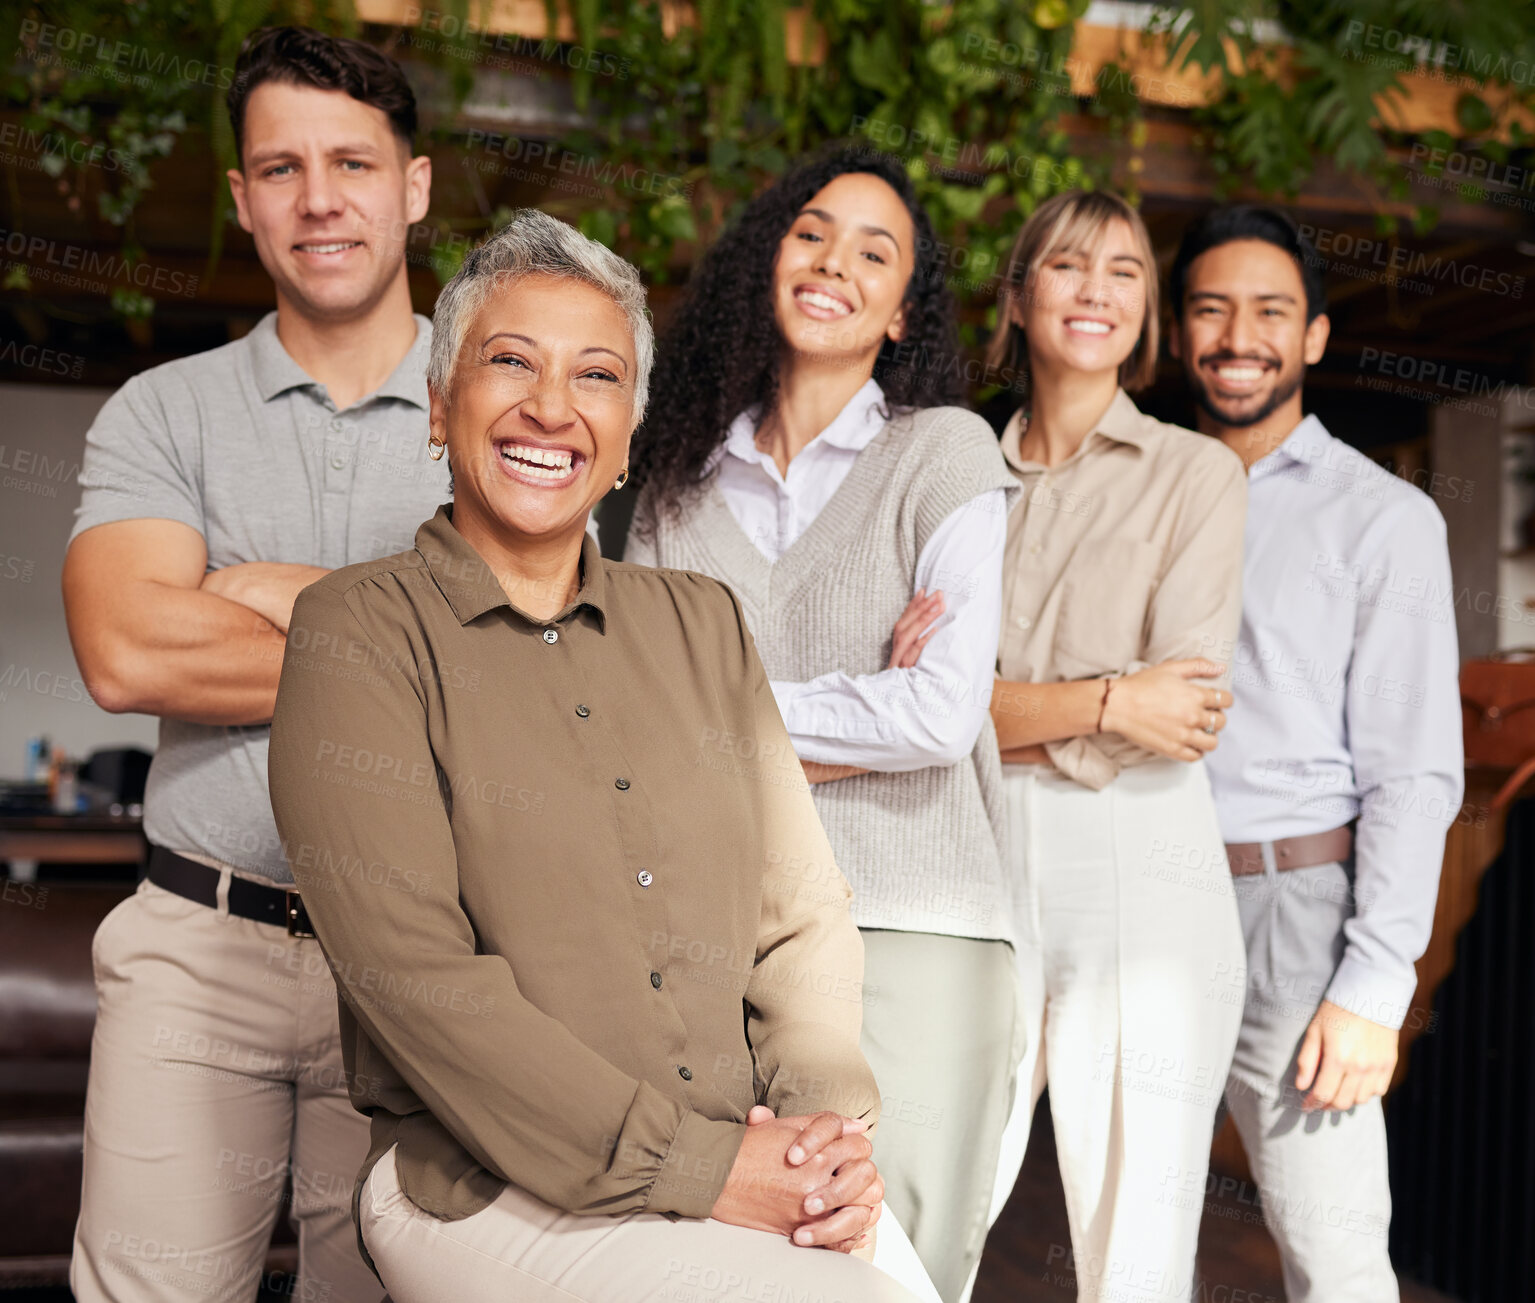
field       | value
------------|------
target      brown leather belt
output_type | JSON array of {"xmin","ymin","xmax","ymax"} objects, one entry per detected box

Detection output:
[
  {"xmin": 1224, "ymin": 824, "xmax": 1353, "ymax": 877},
  {"xmin": 147, "ymin": 845, "xmax": 315, "ymax": 938}
]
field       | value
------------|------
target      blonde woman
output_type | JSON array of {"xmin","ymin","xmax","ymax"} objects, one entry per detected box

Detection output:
[{"xmin": 980, "ymin": 191, "xmax": 1248, "ymax": 1302}]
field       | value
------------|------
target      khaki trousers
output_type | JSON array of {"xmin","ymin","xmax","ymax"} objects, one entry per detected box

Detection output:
[
  {"xmin": 1224, "ymin": 858, "xmax": 1397, "ymax": 1303},
  {"xmin": 70, "ymin": 874, "xmax": 377, "ymax": 1303},
  {"xmin": 986, "ymin": 761, "xmax": 1245, "ymax": 1303},
  {"xmin": 361, "ymin": 1143, "xmax": 928, "ymax": 1303},
  {"xmin": 859, "ymin": 929, "xmax": 1020, "ymax": 1303}
]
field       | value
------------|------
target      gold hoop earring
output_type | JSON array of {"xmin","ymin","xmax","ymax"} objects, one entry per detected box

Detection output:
[
  {"xmin": 427, "ymin": 435, "xmax": 446, "ymax": 462},
  {"xmin": 613, "ymin": 467, "xmax": 629, "ymax": 490}
]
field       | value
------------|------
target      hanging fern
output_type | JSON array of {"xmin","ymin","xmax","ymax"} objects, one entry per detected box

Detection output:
[{"xmin": 3, "ymin": 0, "xmax": 1532, "ymax": 320}]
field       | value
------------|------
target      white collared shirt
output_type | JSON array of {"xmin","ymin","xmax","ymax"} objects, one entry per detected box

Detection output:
[
  {"xmin": 1204, "ymin": 414, "xmax": 1464, "ymax": 1028},
  {"xmin": 710, "ymin": 378, "xmax": 1007, "ymax": 770}
]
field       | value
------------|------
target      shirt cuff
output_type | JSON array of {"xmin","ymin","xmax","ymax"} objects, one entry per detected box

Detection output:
[
  {"xmin": 1323, "ymin": 953, "xmax": 1419, "ymax": 1031},
  {"xmin": 646, "ymin": 1112, "xmax": 747, "ymax": 1219},
  {"xmin": 756, "ymin": 1024, "xmax": 882, "ymax": 1130},
  {"xmin": 1043, "ymin": 736, "xmax": 1116, "ymax": 790}
]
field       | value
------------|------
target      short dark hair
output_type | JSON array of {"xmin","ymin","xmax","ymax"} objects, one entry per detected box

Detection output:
[
  {"xmin": 1169, "ymin": 204, "xmax": 1327, "ymax": 322},
  {"xmin": 227, "ymin": 27, "xmax": 418, "ymax": 164}
]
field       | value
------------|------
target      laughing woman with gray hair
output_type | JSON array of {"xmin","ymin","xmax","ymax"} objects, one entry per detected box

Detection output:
[{"xmin": 267, "ymin": 210, "xmax": 926, "ymax": 1303}]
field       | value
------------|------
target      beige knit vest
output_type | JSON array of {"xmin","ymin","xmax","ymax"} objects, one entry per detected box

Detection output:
[{"xmin": 640, "ymin": 405, "xmax": 1020, "ymax": 940}]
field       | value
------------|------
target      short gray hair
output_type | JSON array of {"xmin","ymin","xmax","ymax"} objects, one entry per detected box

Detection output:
[{"xmin": 428, "ymin": 209, "xmax": 653, "ymax": 422}]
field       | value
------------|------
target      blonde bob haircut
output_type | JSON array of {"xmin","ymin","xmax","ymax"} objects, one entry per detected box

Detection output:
[{"xmin": 985, "ymin": 189, "xmax": 1159, "ymax": 396}]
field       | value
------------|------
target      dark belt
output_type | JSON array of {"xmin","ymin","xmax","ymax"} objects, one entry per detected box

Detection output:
[
  {"xmin": 146, "ymin": 845, "xmax": 315, "ymax": 938},
  {"xmin": 1224, "ymin": 824, "xmax": 1354, "ymax": 878}
]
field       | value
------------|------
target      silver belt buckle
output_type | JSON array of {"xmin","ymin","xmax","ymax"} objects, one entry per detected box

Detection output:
[{"xmin": 285, "ymin": 889, "xmax": 316, "ymax": 939}]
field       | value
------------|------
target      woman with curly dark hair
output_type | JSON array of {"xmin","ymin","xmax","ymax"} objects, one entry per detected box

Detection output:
[{"xmin": 624, "ymin": 146, "xmax": 1021, "ymax": 1302}]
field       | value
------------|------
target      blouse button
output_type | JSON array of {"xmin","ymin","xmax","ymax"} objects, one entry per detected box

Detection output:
[
  {"xmin": 615, "ymin": 777, "xmax": 630, "ymax": 790},
  {"xmin": 575, "ymin": 704, "xmax": 590, "ymax": 718},
  {"xmin": 677, "ymin": 1066, "xmax": 692, "ymax": 1081},
  {"xmin": 1015, "ymin": 615, "xmax": 1033, "ymax": 631},
  {"xmin": 637, "ymin": 870, "xmax": 654, "ymax": 887},
  {"xmin": 542, "ymin": 628, "xmax": 559, "ymax": 645},
  {"xmin": 650, "ymin": 971, "xmax": 663, "ymax": 989},
  {"xmin": 1030, "ymin": 543, "xmax": 1043, "ymax": 555}
]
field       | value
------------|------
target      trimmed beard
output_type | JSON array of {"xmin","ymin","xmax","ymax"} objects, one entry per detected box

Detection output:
[{"xmin": 1190, "ymin": 365, "xmax": 1304, "ymax": 429}]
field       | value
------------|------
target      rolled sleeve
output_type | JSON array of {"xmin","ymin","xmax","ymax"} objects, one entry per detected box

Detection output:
[
  {"xmin": 769, "ymin": 490, "xmax": 1007, "ymax": 772},
  {"xmin": 1048, "ymin": 446, "xmax": 1247, "ymax": 787},
  {"xmin": 270, "ymin": 581, "xmax": 744, "ymax": 1217}
]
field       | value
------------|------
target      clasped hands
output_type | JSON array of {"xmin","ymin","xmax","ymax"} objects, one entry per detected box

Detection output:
[{"xmin": 711, "ymin": 1105, "xmax": 883, "ymax": 1258}]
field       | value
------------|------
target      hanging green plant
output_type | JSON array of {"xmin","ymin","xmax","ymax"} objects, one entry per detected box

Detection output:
[
  {"xmin": 4, "ymin": 0, "xmax": 356, "ymax": 320},
  {"xmin": 3, "ymin": 0, "xmax": 1532, "ymax": 331}
]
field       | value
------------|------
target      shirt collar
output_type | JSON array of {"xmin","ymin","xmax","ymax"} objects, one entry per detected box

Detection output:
[
  {"xmin": 715, "ymin": 377, "xmax": 887, "ymax": 470},
  {"xmin": 999, "ymin": 387, "xmax": 1151, "ymax": 473},
  {"xmin": 1251, "ymin": 413, "xmax": 1330, "ymax": 480},
  {"xmin": 248, "ymin": 311, "xmax": 432, "ymax": 411},
  {"xmin": 414, "ymin": 504, "xmax": 608, "ymax": 630}
]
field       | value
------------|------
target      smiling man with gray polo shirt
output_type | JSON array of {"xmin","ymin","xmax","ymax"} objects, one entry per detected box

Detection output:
[{"xmin": 61, "ymin": 29, "xmax": 447, "ymax": 1303}]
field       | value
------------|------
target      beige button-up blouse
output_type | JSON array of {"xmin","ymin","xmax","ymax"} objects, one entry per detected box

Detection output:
[{"xmin": 996, "ymin": 388, "xmax": 1248, "ymax": 789}]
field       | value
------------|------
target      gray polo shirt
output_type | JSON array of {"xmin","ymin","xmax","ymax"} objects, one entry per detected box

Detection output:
[{"xmin": 71, "ymin": 311, "xmax": 451, "ymax": 883}]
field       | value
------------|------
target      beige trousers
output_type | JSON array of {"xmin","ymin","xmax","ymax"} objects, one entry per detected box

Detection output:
[
  {"xmin": 70, "ymin": 874, "xmax": 377, "ymax": 1303},
  {"xmin": 985, "ymin": 760, "xmax": 1245, "ymax": 1303},
  {"xmin": 360, "ymin": 1142, "xmax": 929, "ymax": 1303}
]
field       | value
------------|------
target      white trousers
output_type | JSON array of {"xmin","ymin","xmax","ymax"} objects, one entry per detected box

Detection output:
[
  {"xmin": 984, "ymin": 761, "xmax": 1245, "ymax": 1303},
  {"xmin": 362, "ymin": 1143, "xmax": 941, "ymax": 1303}
]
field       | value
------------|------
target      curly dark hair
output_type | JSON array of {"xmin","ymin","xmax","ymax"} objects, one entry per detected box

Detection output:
[{"xmin": 631, "ymin": 145, "xmax": 968, "ymax": 516}]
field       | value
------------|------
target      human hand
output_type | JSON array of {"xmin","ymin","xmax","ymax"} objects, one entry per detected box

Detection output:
[
  {"xmin": 201, "ymin": 562, "xmax": 330, "ymax": 634},
  {"xmin": 888, "ymin": 589, "xmax": 945, "ymax": 669},
  {"xmin": 747, "ymin": 1106, "xmax": 883, "ymax": 1250},
  {"xmin": 1100, "ymin": 658, "xmax": 1230, "ymax": 761},
  {"xmin": 1294, "ymin": 999, "xmax": 1399, "ymax": 1112},
  {"xmin": 712, "ymin": 1107, "xmax": 881, "ymax": 1251}
]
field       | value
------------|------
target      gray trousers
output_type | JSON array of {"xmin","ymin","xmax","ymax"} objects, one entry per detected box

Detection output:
[
  {"xmin": 859, "ymin": 929, "xmax": 1020, "ymax": 1303},
  {"xmin": 1224, "ymin": 858, "xmax": 1398, "ymax": 1303}
]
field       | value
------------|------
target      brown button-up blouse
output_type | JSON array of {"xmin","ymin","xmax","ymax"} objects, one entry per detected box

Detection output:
[
  {"xmin": 996, "ymin": 389, "xmax": 1247, "ymax": 789},
  {"xmin": 268, "ymin": 505, "xmax": 878, "ymax": 1237}
]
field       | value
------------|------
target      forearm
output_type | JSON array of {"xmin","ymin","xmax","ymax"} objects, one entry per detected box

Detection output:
[
  {"xmin": 70, "ymin": 579, "xmax": 287, "ymax": 725},
  {"xmin": 990, "ymin": 677, "xmax": 1104, "ymax": 750},
  {"xmin": 774, "ymin": 672, "xmax": 984, "ymax": 770},
  {"xmin": 801, "ymin": 760, "xmax": 869, "ymax": 784}
]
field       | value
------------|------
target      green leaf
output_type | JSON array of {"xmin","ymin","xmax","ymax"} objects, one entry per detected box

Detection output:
[
  {"xmin": 940, "ymin": 184, "xmax": 987, "ymax": 221},
  {"xmin": 651, "ymin": 195, "xmax": 698, "ymax": 243},
  {"xmin": 848, "ymin": 29, "xmax": 905, "ymax": 94},
  {"xmin": 579, "ymin": 208, "xmax": 620, "ymax": 249},
  {"xmin": 1456, "ymin": 93, "xmax": 1495, "ymax": 135}
]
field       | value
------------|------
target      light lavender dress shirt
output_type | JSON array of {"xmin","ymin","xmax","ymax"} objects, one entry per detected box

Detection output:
[{"xmin": 1203, "ymin": 415, "xmax": 1464, "ymax": 1029}]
